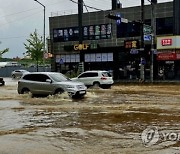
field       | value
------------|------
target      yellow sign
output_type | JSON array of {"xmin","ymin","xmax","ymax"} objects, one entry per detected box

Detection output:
[
  {"xmin": 125, "ymin": 40, "xmax": 138, "ymax": 49},
  {"xmin": 132, "ymin": 41, "xmax": 137, "ymax": 48},
  {"xmin": 74, "ymin": 44, "xmax": 89, "ymax": 51}
]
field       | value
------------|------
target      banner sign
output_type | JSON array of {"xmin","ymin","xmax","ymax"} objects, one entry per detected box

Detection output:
[
  {"xmin": 53, "ymin": 23, "xmax": 112, "ymax": 42},
  {"xmin": 157, "ymin": 49, "xmax": 180, "ymax": 60},
  {"xmin": 157, "ymin": 52, "xmax": 176, "ymax": 60},
  {"xmin": 157, "ymin": 36, "xmax": 180, "ymax": 49}
]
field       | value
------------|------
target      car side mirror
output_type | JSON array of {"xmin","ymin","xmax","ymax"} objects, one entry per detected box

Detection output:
[{"xmin": 46, "ymin": 79, "xmax": 52, "ymax": 83}]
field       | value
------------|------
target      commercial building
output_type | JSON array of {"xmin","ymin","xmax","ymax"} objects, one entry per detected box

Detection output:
[
  {"xmin": 49, "ymin": 1, "xmax": 180, "ymax": 80},
  {"xmin": 156, "ymin": 36, "xmax": 180, "ymax": 80}
]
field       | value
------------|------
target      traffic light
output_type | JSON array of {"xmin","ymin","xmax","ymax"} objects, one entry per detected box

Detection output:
[{"xmin": 105, "ymin": 13, "xmax": 121, "ymax": 20}]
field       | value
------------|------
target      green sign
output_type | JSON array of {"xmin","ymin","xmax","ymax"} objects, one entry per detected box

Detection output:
[{"xmin": 143, "ymin": 24, "xmax": 152, "ymax": 35}]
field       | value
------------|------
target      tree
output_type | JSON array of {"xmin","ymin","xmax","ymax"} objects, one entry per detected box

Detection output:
[
  {"xmin": 24, "ymin": 29, "xmax": 44, "ymax": 72},
  {"xmin": 0, "ymin": 48, "xmax": 9, "ymax": 58}
]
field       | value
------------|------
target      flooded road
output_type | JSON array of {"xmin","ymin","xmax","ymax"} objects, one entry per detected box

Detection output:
[{"xmin": 0, "ymin": 78, "xmax": 180, "ymax": 154}]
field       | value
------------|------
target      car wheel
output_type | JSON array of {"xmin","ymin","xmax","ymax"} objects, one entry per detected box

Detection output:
[
  {"xmin": 21, "ymin": 88, "xmax": 30, "ymax": 94},
  {"xmin": 93, "ymin": 82, "xmax": 100, "ymax": 87},
  {"xmin": 12, "ymin": 74, "xmax": 16, "ymax": 79},
  {"xmin": 68, "ymin": 93, "xmax": 73, "ymax": 98},
  {"xmin": 0, "ymin": 81, "xmax": 5, "ymax": 86},
  {"xmin": 2, "ymin": 81, "xmax": 5, "ymax": 86},
  {"xmin": 54, "ymin": 88, "xmax": 64, "ymax": 95}
]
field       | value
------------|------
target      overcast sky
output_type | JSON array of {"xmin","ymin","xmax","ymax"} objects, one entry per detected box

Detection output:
[{"xmin": 0, "ymin": 0, "xmax": 172, "ymax": 58}]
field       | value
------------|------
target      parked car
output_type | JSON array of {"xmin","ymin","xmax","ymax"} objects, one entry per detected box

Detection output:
[
  {"xmin": 0, "ymin": 77, "xmax": 5, "ymax": 86},
  {"xmin": 11, "ymin": 70, "xmax": 30, "ymax": 79},
  {"xmin": 17, "ymin": 72, "xmax": 87, "ymax": 98},
  {"xmin": 71, "ymin": 70, "xmax": 114, "ymax": 88}
]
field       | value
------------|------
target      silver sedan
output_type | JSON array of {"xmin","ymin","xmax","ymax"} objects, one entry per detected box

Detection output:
[{"xmin": 11, "ymin": 70, "xmax": 30, "ymax": 79}]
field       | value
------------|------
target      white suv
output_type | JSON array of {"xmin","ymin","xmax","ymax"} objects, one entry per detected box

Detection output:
[{"xmin": 71, "ymin": 71, "xmax": 114, "ymax": 88}]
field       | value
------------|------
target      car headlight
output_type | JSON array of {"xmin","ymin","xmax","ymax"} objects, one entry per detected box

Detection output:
[
  {"xmin": 66, "ymin": 85, "xmax": 75, "ymax": 89},
  {"xmin": 76, "ymin": 85, "xmax": 86, "ymax": 89}
]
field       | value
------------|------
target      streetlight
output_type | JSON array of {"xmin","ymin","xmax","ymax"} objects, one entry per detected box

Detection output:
[{"xmin": 34, "ymin": 0, "xmax": 46, "ymax": 71}]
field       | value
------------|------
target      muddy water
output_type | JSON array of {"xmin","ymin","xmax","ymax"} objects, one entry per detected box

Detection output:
[{"xmin": 0, "ymin": 79, "xmax": 180, "ymax": 153}]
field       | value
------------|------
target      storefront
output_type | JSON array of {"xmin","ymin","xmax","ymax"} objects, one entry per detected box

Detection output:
[
  {"xmin": 49, "ymin": 1, "xmax": 179, "ymax": 80},
  {"xmin": 157, "ymin": 36, "xmax": 180, "ymax": 80},
  {"xmin": 54, "ymin": 43, "xmax": 115, "ymax": 77}
]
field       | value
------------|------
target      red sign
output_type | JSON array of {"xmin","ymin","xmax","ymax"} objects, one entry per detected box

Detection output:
[
  {"xmin": 157, "ymin": 52, "xmax": 177, "ymax": 60},
  {"xmin": 161, "ymin": 39, "xmax": 172, "ymax": 46}
]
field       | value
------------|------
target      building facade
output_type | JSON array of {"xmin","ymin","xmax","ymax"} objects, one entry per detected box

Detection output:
[{"xmin": 49, "ymin": 1, "xmax": 180, "ymax": 80}]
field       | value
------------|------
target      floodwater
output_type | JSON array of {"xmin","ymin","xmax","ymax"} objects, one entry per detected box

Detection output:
[{"xmin": 0, "ymin": 78, "xmax": 180, "ymax": 154}]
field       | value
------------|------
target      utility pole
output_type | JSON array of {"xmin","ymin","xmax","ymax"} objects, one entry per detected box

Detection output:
[
  {"xmin": 78, "ymin": 0, "xmax": 83, "ymax": 44},
  {"xmin": 173, "ymin": 0, "xmax": 180, "ymax": 35},
  {"xmin": 78, "ymin": 0, "xmax": 84, "ymax": 73},
  {"xmin": 140, "ymin": 0, "xmax": 145, "ymax": 81},
  {"xmin": 150, "ymin": 1, "xmax": 156, "ymax": 82}
]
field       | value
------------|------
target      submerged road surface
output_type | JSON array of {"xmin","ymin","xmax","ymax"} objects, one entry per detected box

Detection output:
[{"xmin": 0, "ymin": 78, "xmax": 180, "ymax": 154}]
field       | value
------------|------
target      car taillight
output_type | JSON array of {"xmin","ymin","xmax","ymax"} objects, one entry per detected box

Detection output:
[{"xmin": 101, "ymin": 77, "xmax": 107, "ymax": 80}]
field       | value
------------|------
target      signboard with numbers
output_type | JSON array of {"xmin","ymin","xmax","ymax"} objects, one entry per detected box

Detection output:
[{"xmin": 157, "ymin": 36, "xmax": 180, "ymax": 49}]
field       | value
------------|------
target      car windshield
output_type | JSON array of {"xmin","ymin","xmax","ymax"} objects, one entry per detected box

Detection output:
[{"xmin": 49, "ymin": 73, "xmax": 71, "ymax": 82}]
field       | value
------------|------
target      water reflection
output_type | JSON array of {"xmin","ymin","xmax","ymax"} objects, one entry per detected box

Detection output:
[{"xmin": 0, "ymin": 85, "xmax": 180, "ymax": 153}]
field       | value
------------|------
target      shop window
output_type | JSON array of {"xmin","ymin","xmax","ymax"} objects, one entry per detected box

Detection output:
[
  {"xmin": 156, "ymin": 17, "xmax": 173, "ymax": 35},
  {"xmin": 117, "ymin": 17, "xmax": 173, "ymax": 38},
  {"xmin": 117, "ymin": 22, "xmax": 141, "ymax": 38}
]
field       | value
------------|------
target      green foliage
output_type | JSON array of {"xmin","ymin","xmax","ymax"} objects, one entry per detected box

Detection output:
[
  {"xmin": 24, "ymin": 29, "xmax": 44, "ymax": 71},
  {"xmin": 24, "ymin": 29, "xmax": 44, "ymax": 62},
  {"xmin": 0, "ymin": 48, "xmax": 9, "ymax": 58}
]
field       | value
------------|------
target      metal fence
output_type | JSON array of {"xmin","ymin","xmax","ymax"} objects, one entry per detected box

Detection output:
[{"xmin": 0, "ymin": 66, "xmax": 51, "ymax": 77}]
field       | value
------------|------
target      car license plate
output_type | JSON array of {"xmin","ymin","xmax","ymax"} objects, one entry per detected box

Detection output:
[{"xmin": 79, "ymin": 91, "xmax": 85, "ymax": 94}]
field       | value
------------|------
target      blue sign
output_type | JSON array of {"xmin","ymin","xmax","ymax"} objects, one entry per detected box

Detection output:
[
  {"xmin": 130, "ymin": 49, "xmax": 139, "ymax": 54},
  {"xmin": 116, "ymin": 13, "xmax": 121, "ymax": 25},
  {"xmin": 144, "ymin": 35, "xmax": 152, "ymax": 41},
  {"xmin": 59, "ymin": 58, "xmax": 64, "ymax": 65}
]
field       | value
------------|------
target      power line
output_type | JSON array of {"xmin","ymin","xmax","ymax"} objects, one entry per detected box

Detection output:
[
  {"xmin": 0, "ymin": 0, "xmax": 65, "ymax": 19},
  {"xmin": 0, "ymin": 10, "xmax": 42, "ymax": 27},
  {"xmin": 69, "ymin": 0, "xmax": 103, "ymax": 11},
  {"xmin": 83, "ymin": 0, "xmax": 111, "ymax": 10},
  {"xmin": 83, "ymin": 1, "xmax": 89, "ymax": 13},
  {"xmin": 0, "ymin": 8, "xmax": 40, "ymax": 19}
]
